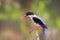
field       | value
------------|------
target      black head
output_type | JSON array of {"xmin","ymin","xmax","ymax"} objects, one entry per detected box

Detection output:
[{"xmin": 26, "ymin": 12, "xmax": 34, "ymax": 16}]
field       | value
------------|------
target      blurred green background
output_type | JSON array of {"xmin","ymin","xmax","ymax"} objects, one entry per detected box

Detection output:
[{"xmin": 0, "ymin": 0, "xmax": 60, "ymax": 40}]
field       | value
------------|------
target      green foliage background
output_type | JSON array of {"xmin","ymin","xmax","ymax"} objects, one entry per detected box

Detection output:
[{"xmin": 0, "ymin": 0, "xmax": 60, "ymax": 40}]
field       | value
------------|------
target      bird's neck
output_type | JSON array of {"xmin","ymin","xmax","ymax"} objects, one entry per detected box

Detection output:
[
  {"xmin": 28, "ymin": 15, "xmax": 36, "ymax": 18},
  {"xmin": 28, "ymin": 15, "xmax": 34, "ymax": 18}
]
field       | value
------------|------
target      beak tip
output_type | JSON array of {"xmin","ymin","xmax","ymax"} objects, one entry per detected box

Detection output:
[{"xmin": 20, "ymin": 15, "xmax": 27, "ymax": 19}]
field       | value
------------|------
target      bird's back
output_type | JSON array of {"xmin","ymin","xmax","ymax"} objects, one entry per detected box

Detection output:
[{"xmin": 32, "ymin": 15, "xmax": 47, "ymax": 29}]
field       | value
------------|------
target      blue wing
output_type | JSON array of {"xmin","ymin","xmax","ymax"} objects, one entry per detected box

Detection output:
[{"xmin": 33, "ymin": 17, "xmax": 47, "ymax": 29}]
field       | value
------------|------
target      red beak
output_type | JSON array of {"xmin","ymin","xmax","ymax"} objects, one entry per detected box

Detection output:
[{"xmin": 21, "ymin": 15, "xmax": 27, "ymax": 19}]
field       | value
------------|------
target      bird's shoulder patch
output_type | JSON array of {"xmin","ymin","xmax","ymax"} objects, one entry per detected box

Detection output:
[
  {"xmin": 33, "ymin": 17, "xmax": 47, "ymax": 29},
  {"xmin": 33, "ymin": 17, "xmax": 43, "ymax": 24}
]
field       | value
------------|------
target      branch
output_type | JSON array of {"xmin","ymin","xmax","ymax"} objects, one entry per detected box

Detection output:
[{"xmin": 36, "ymin": 30, "xmax": 40, "ymax": 40}]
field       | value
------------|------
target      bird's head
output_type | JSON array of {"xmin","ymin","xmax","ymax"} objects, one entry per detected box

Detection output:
[{"xmin": 21, "ymin": 12, "xmax": 34, "ymax": 19}]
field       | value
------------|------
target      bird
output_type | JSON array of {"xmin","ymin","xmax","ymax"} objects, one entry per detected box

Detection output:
[{"xmin": 21, "ymin": 12, "xmax": 47, "ymax": 37}]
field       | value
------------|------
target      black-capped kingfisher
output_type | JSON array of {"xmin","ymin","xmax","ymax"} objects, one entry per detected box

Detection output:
[{"xmin": 21, "ymin": 12, "xmax": 47, "ymax": 37}]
